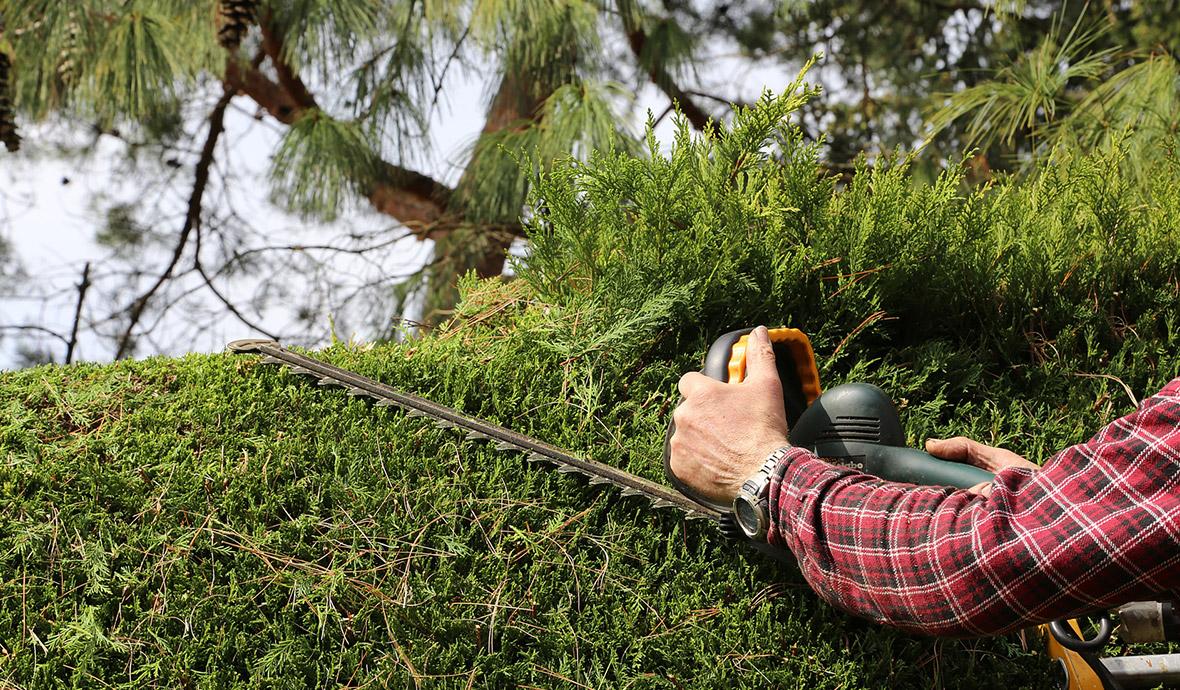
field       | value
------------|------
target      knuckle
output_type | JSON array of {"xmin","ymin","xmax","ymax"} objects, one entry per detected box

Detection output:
[
  {"xmin": 678, "ymin": 371, "xmax": 705, "ymax": 392},
  {"xmin": 673, "ymin": 406, "xmax": 696, "ymax": 431}
]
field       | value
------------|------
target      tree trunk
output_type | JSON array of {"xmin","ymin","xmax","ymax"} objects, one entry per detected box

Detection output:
[{"xmin": 420, "ymin": 68, "xmax": 552, "ymax": 323}]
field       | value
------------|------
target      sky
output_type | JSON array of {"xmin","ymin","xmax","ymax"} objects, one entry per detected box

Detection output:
[{"xmin": 0, "ymin": 46, "xmax": 799, "ymax": 371}]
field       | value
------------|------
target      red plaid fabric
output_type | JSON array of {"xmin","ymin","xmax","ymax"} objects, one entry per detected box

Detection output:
[{"xmin": 766, "ymin": 378, "xmax": 1180, "ymax": 637}]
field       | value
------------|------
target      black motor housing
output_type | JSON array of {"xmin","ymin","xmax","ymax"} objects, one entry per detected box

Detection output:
[{"xmin": 790, "ymin": 383, "xmax": 994, "ymax": 489}]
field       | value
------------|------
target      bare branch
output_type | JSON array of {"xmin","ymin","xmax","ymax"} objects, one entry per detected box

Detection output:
[
  {"xmin": 2, "ymin": 325, "xmax": 69, "ymax": 347},
  {"xmin": 684, "ymin": 89, "xmax": 749, "ymax": 110},
  {"xmin": 431, "ymin": 24, "xmax": 472, "ymax": 111},
  {"xmin": 65, "ymin": 262, "xmax": 91, "ymax": 363},
  {"xmin": 193, "ymin": 260, "xmax": 280, "ymax": 340},
  {"xmin": 114, "ymin": 87, "xmax": 235, "ymax": 360}
]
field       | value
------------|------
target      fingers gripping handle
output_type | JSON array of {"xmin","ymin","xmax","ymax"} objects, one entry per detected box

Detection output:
[
  {"xmin": 702, "ymin": 327, "xmax": 821, "ymax": 429},
  {"xmin": 663, "ymin": 327, "xmax": 822, "ymax": 518}
]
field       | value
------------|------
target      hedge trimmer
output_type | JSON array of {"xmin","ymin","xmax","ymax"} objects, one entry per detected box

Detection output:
[{"xmin": 229, "ymin": 329, "xmax": 1178, "ymax": 690}]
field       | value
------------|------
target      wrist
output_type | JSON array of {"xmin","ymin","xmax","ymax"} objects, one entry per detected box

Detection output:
[
  {"xmin": 716, "ymin": 439, "xmax": 789, "ymax": 504},
  {"xmin": 732, "ymin": 444, "xmax": 794, "ymax": 541}
]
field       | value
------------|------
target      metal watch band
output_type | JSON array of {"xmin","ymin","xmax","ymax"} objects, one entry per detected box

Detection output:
[
  {"xmin": 744, "ymin": 445, "xmax": 793, "ymax": 492},
  {"xmin": 733, "ymin": 445, "xmax": 794, "ymax": 541}
]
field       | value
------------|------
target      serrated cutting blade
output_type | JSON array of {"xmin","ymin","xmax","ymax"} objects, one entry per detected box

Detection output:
[{"xmin": 227, "ymin": 338, "xmax": 721, "ymax": 522}]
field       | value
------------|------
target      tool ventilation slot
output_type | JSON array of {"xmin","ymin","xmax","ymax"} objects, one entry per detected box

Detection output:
[{"xmin": 817, "ymin": 416, "xmax": 882, "ymax": 442}]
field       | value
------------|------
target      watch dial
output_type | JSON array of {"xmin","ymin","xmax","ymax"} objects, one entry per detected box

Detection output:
[{"xmin": 735, "ymin": 498, "xmax": 758, "ymax": 534}]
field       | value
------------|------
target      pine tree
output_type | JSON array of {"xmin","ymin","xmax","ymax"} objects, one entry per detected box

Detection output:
[
  {"xmin": 0, "ymin": 0, "xmax": 741, "ymax": 356},
  {"xmin": 0, "ymin": 0, "xmax": 1175, "ymax": 362}
]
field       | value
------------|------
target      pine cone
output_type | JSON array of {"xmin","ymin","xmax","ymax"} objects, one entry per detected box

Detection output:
[
  {"xmin": 0, "ymin": 52, "xmax": 21, "ymax": 153},
  {"xmin": 217, "ymin": 0, "xmax": 258, "ymax": 51}
]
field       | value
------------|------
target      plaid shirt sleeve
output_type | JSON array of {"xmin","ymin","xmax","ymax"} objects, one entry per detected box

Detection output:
[{"xmin": 766, "ymin": 377, "xmax": 1180, "ymax": 637}]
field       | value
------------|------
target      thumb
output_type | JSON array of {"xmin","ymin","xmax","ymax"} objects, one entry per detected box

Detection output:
[
  {"xmin": 743, "ymin": 326, "xmax": 781, "ymax": 384},
  {"xmin": 925, "ymin": 436, "xmax": 974, "ymax": 463}
]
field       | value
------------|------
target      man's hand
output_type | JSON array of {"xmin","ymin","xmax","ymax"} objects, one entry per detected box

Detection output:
[
  {"xmin": 925, "ymin": 436, "xmax": 1039, "ymax": 497},
  {"xmin": 668, "ymin": 326, "xmax": 791, "ymax": 505}
]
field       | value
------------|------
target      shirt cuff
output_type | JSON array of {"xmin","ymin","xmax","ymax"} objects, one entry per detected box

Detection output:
[{"xmin": 764, "ymin": 446, "xmax": 858, "ymax": 549}]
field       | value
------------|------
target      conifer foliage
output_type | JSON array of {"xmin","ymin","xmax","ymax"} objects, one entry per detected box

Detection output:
[{"xmin": 3, "ymin": 80, "xmax": 1178, "ymax": 688}]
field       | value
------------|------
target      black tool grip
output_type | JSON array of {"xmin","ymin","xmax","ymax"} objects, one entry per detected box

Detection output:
[
  {"xmin": 790, "ymin": 383, "xmax": 997, "ymax": 489},
  {"xmin": 861, "ymin": 445, "xmax": 994, "ymax": 489},
  {"xmin": 701, "ymin": 327, "xmax": 816, "ymax": 428}
]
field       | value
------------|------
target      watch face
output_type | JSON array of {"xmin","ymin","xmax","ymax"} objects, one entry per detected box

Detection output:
[{"xmin": 734, "ymin": 496, "xmax": 761, "ymax": 537}]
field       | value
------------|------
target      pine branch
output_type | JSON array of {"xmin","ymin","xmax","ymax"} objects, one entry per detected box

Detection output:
[
  {"xmin": 622, "ymin": 19, "xmax": 711, "ymax": 130},
  {"xmin": 114, "ymin": 87, "xmax": 233, "ymax": 360},
  {"xmin": 259, "ymin": 19, "xmax": 316, "ymax": 111},
  {"xmin": 224, "ymin": 28, "xmax": 455, "ymax": 239}
]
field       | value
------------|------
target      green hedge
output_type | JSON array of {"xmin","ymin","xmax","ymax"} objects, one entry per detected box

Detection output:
[{"xmin": 2, "ymin": 75, "xmax": 1178, "ymax": 688}]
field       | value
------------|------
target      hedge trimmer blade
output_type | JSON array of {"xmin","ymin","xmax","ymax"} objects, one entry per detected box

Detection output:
[{"xmin": 227, "ymin": 339, "xmax": 722, "ymax": 522}]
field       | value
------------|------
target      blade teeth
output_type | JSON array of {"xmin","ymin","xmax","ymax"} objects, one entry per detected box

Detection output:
[{"xmin": 253, "ymin": 350, "xmax": 709, "ymax": 522}]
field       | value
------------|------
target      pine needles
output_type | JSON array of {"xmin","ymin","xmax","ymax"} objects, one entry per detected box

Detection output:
[{"xmin": 269, "ymin": 110, "xmax": 381, "ymax": 221}]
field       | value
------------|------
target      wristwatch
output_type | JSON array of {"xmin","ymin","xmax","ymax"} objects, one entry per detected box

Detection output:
[{"xmin": 732, "ymin": 446, "xmax": 793, "ymax": 542}]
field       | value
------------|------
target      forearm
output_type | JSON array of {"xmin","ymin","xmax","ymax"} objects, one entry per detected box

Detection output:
[
  {"xmin": 766, "ymin": 379, "xmax": 1180, "ymax": 637},
  {"xmin": 766, "ymin": 449, "xmax": 1032, "ymax": 636}
]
